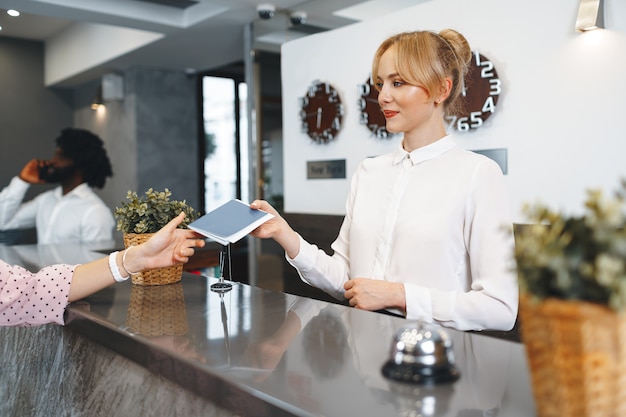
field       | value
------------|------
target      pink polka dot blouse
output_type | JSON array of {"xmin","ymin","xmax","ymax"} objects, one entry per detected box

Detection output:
[{"xmin": 0, "ymin": 260, "xmax": 75, "ymax": 326}]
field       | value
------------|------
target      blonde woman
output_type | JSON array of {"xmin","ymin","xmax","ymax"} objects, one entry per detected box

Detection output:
[{"xmin": 251, "ymin": 29, "xmax": 518, "ymax": 331}]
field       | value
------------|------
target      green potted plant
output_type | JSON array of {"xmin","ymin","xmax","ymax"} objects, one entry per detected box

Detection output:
[
  {"xmin": 514, "ymin": 180, "xmax": 626, "ymax": 417},
  {"xmin": 115, "ymin": 188, "xmax": 199, "ymax": 285}
]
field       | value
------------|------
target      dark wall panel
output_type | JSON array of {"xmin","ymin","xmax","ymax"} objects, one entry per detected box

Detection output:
[{"xmin": 0, "ymin": 37, "xmax": 73, "ymax": 201}]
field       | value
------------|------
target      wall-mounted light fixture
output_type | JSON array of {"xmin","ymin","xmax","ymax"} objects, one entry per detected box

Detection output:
[
  {"xmin": 91, "ymin": 85, "xmax": 104, "ymax": 110},
  {"xmin": 91, "ymin": 73, "xmax": 124, "ymax": 110},
  {"xmin": 576, "ymin": 0, "xmax": 604, "ymax": 32},
  {"xmin": 102, "ymin": 73, "xmax": 124, "ymax": 101}
]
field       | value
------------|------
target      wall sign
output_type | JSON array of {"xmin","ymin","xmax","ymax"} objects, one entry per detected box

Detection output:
[{"xmin": 307, "ymin": 160, "xmax": 346, "ymax": 179}]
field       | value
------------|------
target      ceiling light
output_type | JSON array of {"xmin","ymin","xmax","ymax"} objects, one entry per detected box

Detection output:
[{"xmin": 7, "ymin": 9, "xmax": 20, "ymax": 17}]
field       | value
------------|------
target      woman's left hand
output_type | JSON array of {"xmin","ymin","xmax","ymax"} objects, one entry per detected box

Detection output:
[{"xmin": 343, "ymin": 278, "xmax": 406, "ymax": 312}]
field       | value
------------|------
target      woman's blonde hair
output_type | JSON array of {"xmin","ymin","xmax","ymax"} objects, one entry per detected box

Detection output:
[{"xmin": 371, "ymin": 29, "xmax": 472, "ymax": 117}]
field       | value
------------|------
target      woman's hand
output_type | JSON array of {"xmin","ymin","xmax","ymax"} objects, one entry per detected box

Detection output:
[
  {"xmin": 343, "ymin": 278, "xmax": 406, "ymax": 313},
  {"xmin": 125, "ymin": 212, "xmax": 206, "ymax": 273},
  {"xmin": 248, "ymin": 200, "xmax": 285, "ymax": 240},
  {"xmin": 249, "ymin": 200, "xmax": 301, "ymax": 259}
]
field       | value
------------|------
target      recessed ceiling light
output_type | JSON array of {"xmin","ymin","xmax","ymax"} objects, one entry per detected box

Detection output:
[{"xmin": 7, "ymin": 9, "xmax": 20, "ymax": 17}]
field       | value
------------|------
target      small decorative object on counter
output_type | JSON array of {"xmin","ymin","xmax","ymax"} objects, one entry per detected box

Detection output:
[
  {"xmin": 115, "ymin": 188, "xmax": 199, "ymax": 285},
  {"xmin": 382, "ymin": 320, "xmax": 460, "ymax": 385},
  {"xmin": 515, "ymin": 179, "xmax": 626, "ymax": 417}
]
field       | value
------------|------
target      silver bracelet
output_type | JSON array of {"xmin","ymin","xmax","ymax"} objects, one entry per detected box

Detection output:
[
  {"xmin": 122, "ymin": 246, "xmax": 141, "ymax": 275},
  {"xmin": 108, "ymin": 251, "xmax": 128, "ymax": 282}
]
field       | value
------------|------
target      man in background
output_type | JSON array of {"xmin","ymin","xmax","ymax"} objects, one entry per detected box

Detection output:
[{"xmin": 0, "ymin": 128, "xmax": 115, "ymax": 244}]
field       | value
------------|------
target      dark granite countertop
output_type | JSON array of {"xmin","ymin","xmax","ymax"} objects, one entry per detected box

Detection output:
[{"xmin": 0, "ymin": 242, "xmax": 537, "ymax": 416}]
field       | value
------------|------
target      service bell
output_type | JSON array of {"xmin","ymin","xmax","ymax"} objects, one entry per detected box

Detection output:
[{"xmin": 382, "ymin": 320, "xmax": 460, "ymax": 384}]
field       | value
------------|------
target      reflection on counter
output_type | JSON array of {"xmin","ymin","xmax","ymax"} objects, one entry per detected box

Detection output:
[
  {"xmin": 60, "ymin": 275, "xmax": 534, "ymax": 417},
  {"xmin": 125, "ymin": 283, "xmax": 189, "ymax": 336},
  {"xmin": 226, "ymin": 297, "xmax": 514, "ymax": 416}
]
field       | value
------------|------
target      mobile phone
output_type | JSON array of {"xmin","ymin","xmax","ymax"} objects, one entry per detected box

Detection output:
[{"xmin": 38, "ymin": 161, "xmax": 52, "ymax": 181}]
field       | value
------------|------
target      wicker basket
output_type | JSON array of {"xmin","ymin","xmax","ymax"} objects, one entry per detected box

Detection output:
[
  {"xmin": 123, "ymin": 233, "xmax": 183, "ymax": 286},
  {"xmin": 519, "ymin": 296, "xmax": 626, "ymax": 417},
  {"xmin": 125, "ymin": 282, "xmax": 188, "ymax": 336}
]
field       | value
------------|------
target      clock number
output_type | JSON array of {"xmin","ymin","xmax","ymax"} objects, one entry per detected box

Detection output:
[
  {"xmin": 480, "ymin": 61, "xmax": 495, "ymax": 79},
  {"xmin": 489, "ymin": 79, "xmax": 501, "ymax": 96},
  {"xmin": 358, "ymin": 83, "xmax": 370, "ymax": 96},
  {"xmin": 482, "ymin": 96, "xmax": 496, "ymax": 114},
  {"xmin": 474, "ymin": 51, "xmax": 482, "ymax": 66},
  {"xmin": 446, "ymin": 115, "xmax": 458, "ymax": 131},
  {"xmin": 359, "ymin": 111, "xmax": 369, "ymax": 125},
  {"xmin": 470, "ymin": 111, "xmax": 483, "ymax": 128},
  {"xmin": 332, "ymin": 117, "xmax": 341, "ymax": 130},
  {"xmin": 328, "ymin": 89, "xmax": 339, "ymax": 103},
  {"xmin": 457, "ymin": 117, "xmax": 470, "ymax": 132},
  {"xmin": 475, "ymin": 51, "xmax": 497, "ymax": 79},
  {"xmin": 375, "ymin": 127, "xmax": 388, "ymax": 139},
  {"xmin": 308, "ymin": 83, "xmax": 319, "ymax": 97},
  {"xmin": 357, "ymin": 98, "xmax": 366, "ymax": 111}
]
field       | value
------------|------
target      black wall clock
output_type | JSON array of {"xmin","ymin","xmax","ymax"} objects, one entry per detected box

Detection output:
[
  {"xmin": 299, "ymin": 80, "xmax": 344, "ymax": 143},
  {"xmin": 357, "ymin": 77, "xmax": 393, "ymax": 139},
  {"xmin": 447, "ymin": 51, "xmax": 502, "ymax": 132}
]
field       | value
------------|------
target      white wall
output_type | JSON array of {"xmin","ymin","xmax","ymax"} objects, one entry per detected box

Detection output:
[{"xmin": 281, "ymin": 0, "xmax": 626, "ymax": 221}]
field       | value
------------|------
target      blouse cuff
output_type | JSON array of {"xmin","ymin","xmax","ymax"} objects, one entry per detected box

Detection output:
[
  {"xmin": 403, "ymin": 284, "xmax": 433, "ymax": 322},
  {"xmin": 285, "ymin": 234, "xmax": 316, "ymax": 272}
]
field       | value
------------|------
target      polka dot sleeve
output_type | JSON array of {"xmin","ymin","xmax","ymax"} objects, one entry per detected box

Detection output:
[{"xmin": 0, "ymin": 260, "xmax": 76, "ymax": 326}]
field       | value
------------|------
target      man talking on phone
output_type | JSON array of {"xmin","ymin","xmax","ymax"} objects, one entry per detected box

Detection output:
[{"xmin": 0, "ymin": 128, "xmax": 115, "ymax": 244}]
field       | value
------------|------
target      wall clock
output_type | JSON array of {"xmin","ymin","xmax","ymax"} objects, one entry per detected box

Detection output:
[
  {"xmin": 299, "ymin": 80, "xmax": 344, "ymax": 143},
  {"xmin": 357, "ymin": 77, "xmax": 393, "ymax": 139},
  {"xmin": 446, "ymin": 51, "xmax": 502, "ymax": 132}
]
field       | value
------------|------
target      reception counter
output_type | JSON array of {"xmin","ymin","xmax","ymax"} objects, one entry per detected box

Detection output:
[{"xmin": 0, "ymin": 241, "xmax": 537, "ymax": 416}]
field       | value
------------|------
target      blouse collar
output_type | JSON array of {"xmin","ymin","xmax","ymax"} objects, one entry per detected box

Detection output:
[{"xmin": 392, "ymin": 134, "xmax": 457, "ymax": 166}]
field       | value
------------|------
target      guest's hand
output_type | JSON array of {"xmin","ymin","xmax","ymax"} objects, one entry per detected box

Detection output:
[{"xmin": 124, "ymin": 212, "xmax": 206, "ymax": 273}]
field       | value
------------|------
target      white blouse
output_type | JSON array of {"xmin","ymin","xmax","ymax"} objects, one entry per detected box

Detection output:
[{"xmin": 287, "ymin": 135, "xmax": 518, "ymax": 331}]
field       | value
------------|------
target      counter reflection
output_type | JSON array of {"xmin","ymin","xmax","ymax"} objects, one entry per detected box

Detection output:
[{"xmin": 68, "ymin": 276, "xmax": 521, "ymax": 417}]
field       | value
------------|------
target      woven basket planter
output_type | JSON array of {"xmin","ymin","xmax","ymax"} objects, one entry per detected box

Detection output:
[
  {"xmin": 520, "ymin": 296, "xmax": 626, "ymax": 417},
  {"xmin": 123, "ymin": 233, "xmax": 183, "ymax": 286}
]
